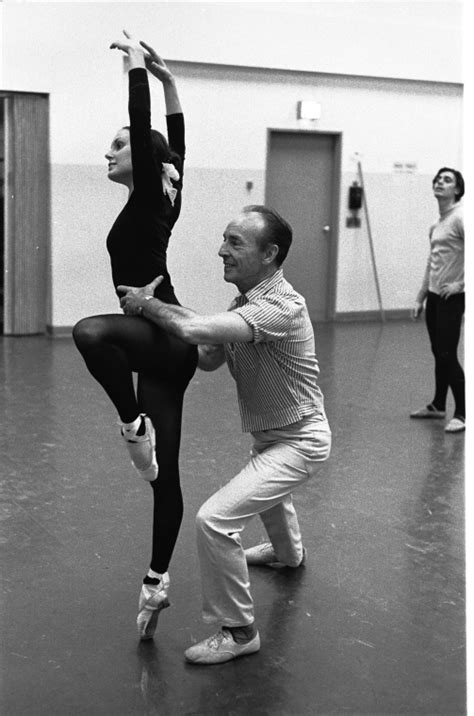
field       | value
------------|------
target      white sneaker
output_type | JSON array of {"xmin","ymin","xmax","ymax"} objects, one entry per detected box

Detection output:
[
  {"xmin": 137, "ymin": 573, "xmax": 170, "ymax": 640},
  {"xmin": 184, "ymin": 629, "xmax": 260, "ymax": 665},
  {"xmin": 244, "ymin": 542, "xmax": 306, "ymax": 568},
  {"xmin": 121, "ymin": 414, "xmax": 158, "ymax": 482},
  {"xmin": 445, "ymin": 417, "xmax": 465, "ymax": 433}
]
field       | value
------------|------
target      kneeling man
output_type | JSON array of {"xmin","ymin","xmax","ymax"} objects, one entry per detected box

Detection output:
[{"xmin": 119, "ymin": 205, "xmax": 331, "ymax": 664}]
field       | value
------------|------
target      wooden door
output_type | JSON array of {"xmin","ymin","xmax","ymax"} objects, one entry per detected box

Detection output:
[{"xmin": 2, "ymin": 92, "xmax": 50, "ymax": 335}]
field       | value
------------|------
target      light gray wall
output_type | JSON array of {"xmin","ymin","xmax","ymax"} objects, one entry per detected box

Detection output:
[{"xmin": 2, "ymin": 2, "xmax": 463, "ymax": 326}]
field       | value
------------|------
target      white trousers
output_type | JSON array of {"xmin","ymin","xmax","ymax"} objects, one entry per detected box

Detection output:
[{"xmin": 195, "ymin": 414, "xmax": 332, "ymax": 627}]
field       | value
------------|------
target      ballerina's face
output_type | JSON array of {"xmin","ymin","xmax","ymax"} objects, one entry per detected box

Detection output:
[{"xmin": 105, "ymin": 129, "xmax": 132, "ymax": 185}]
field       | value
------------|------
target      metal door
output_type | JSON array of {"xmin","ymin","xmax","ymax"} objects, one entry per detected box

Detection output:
[{"xmin": 265, "ymin": 130, "xmax": 340, "ymax": 322}]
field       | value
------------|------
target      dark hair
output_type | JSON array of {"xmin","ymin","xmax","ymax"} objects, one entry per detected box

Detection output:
[
  {"xmin": 242, "ymin": 205, "xmax": 293, "ymax": 266},
  {"xmin": 122, "ymin": 126, "xmax": 181, "ymax": 174},
  {"xmin": 432, "ymin": 167, "xmax": 465, "ymax": 202}
]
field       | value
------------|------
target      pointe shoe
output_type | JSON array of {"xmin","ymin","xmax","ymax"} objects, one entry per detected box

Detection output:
[
  {"xmin": 137, "ymin": 573, "xmax": 170, "ymax": 640},
  {"xmin": 121, "ymin": 414, "xmax": 158, "ymax": 482}
]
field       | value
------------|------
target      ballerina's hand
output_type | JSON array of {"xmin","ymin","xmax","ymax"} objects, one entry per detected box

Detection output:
[
  {"xmin": 110, "ymin": 29, "xmax": 143, "ymax": 55},
  {"xmin": 140, "ymin": 40, "xmax": 174, "ymax": 82}
]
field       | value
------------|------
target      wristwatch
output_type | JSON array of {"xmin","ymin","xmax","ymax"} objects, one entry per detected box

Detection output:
[{"xmin": 138, "ymin": 295, "xmax": 153, "ymax": 316}]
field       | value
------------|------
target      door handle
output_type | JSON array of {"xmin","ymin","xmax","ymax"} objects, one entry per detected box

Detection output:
[{"xmin": 322, "ymin": 225, "xmax": 331, "ymax": 234}]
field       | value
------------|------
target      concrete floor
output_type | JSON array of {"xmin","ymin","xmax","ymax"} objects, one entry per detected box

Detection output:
[{"xmin": 0, "ymin": 321, "xmax": 465, "ymax": 715}]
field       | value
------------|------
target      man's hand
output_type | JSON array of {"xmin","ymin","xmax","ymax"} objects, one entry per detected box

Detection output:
[
  {"xmin": 118, "ymin": 276, "xmax": 163, "ymax": 316},
  {"xmin": 412, "ymin": 301, "xmax": 424, "ymax": 321},
  {"xmin": 439, "ymin": 282, "xmax": 461, "ymax": 299}
]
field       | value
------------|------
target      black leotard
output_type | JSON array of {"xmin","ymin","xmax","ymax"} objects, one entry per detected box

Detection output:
[
  {"xmin": 73, "ymin": 66, "xmax": 197, "ymax": 575},
  {"xmin": 106, "ymin": 67, "xmax": 184, "ymax": 305}
]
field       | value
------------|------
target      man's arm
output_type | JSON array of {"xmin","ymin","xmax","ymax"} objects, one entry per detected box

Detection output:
[
  {"xmin": 413, "ymin": 258, "xmax": 429, "ymax": 319},
  {"xmin": 117, "ymin": 277, "xmax": 253, "ymax": 345},
  {"xmin": 140, "ymin": 299, "xmax": 252, "ymax": 344}
]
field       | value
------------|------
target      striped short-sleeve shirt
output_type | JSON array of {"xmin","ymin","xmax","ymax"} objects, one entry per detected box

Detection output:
[{"xmin": 224, "ymin": 269, "xmax": 326, "ymax": 432}]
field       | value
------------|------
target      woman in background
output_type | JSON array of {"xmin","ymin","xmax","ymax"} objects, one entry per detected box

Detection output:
[
  {"xmin": 411, "ymin": 167, "xmax": 464, "ymax": 433},
  {"xmin": 73, "ymin": 31, "xmax": 197, "ymax": 639}
]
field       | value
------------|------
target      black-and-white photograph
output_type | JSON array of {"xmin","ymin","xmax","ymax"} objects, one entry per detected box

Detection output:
[{"xmin": 0, "ymin": 1, "xmax": 467, "ymax": 713}]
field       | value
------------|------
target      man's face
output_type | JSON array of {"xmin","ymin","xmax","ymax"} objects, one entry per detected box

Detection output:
[
  {"xmin": 218, "ymin": 212, "xmax": 271, "ymax": 293},
  {"xmin": 433, "ymin": 171, "xmax": 459, "ymax": 202}
]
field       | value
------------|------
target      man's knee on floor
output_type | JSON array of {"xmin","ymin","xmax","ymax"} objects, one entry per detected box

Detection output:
[{"xmin": 286, "ymin": 551, "xmax": 304, "ymax": 568}]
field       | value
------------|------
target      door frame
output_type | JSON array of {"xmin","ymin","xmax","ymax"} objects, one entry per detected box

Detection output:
[
  {"xmin": 1, "ymin": 90, "xmax": 51, "ymax": 335},
  {"xmin": 265, "ymin": 128, "xmax": 342, "ymax": 322}
]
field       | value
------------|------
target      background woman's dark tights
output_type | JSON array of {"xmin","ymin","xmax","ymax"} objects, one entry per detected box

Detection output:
[
  {"xmin": 73, "ymin": 313, "xmax": 197, "ymax": 574},
  {"xmin": 425, "ymin": 291, "xmax": 465, "ymax": 419}
]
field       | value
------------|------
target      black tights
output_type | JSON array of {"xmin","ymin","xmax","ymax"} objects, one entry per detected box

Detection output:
[
  {"xmin": 425, "ymin": 291, "xmax": 465, "ymax": 419},
  {"xmin": 73, "ymin": 313, "xmax": 198, "ymax": 574}
]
